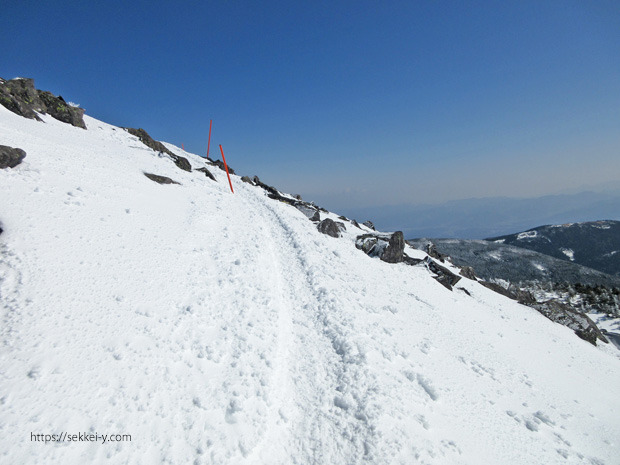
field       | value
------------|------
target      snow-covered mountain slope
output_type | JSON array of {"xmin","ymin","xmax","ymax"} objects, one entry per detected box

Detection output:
[
  {"xmin": 487, "ymin": 221, "xmax": 620, "ymax": 277},
  {"xmin": 408, "ymin": 238, "xmax": 620, "ymax": 288},
  {"xmin": 1, "ymin": 105, "xmax": 619, "ymax": 465}
]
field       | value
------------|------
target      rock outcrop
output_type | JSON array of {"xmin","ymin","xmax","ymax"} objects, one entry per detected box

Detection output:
[
  {"xmin": 318, "ymin": 218, "xmax": 341, "ymax": 238},
  {"xmin": 424, "ymin": 257, "xmax": 461, "ymax": 290},
  {"xmin": 210, "ymin": 159, "xmax": 235, "ymax": 175},
  {"xmin": 0, "ymin": 145, "xmax": 26, "ymax": 169},
  {"xmin": 356, "ymin": 231, "xmax": 405, "ymax": 264},
  {"xmin": 363, "ymin": 220, "xmax": 375, "ymax": 230},
  {"xmin": 126, "ymin": 128, "xmax": 191, "ymax": 172},
  {"xmin": 37, "ymin": 91, "xmax": 86, "ymax": 129},
  {"xmin": 382, "ymin": 231, "xmax": 405, "ymax": 264},
  {"xmin": 0, "ymin": 78, "xmax": 86, "ymax": 128},
  {"xmin": 532, "ymin": 300, "xmax": 608, "ymax": 346},
  {"xmin": 459, "ymin": 266, "xmax": 477, "ymax": 280},
  {"xmin": 196, "ymin": 167, "xmax": 216, "ymax": 181}
]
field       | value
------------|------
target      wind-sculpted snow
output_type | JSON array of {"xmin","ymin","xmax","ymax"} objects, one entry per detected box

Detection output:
[{"xmin": 1, "ymin": 104, "xmax": 620, "ymax": 464}]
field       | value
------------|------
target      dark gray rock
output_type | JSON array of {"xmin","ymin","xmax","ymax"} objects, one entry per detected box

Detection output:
[
  {"xmin": 532, "ymin": 300, "xmax": 608, "ymax": 346},
  {"xmin": 37, "ymin": 91, "xmax": 86, "ymax": 129},
  {"xmin": 336, "ymin": 221, "xmax": 346, "ymax": 233},
  {"xmin": 459, "ymin": 266, "xmax": 477, "ymax": 280},
  {"xmin": 172, "ymin": 155, "xmax": 191, "ymax": 172},
  {"xmin": 0, "ymin": 78, "xmax": 86, "ymax": 128},
  {"xmin": 426, "ymin": 242, "xmax": 446, "ymax": 262},
  {"xmin": 425, "ymin": 257, "xmax": 461, "ymax": 290},
  {"xmin": 318, "ymin": 218, "xmax": 341, "ymax": 238},
  {"xmin": 143, "ymin": 172, "xmax": 180, "ymax": 185},
  {"xmin": 252, "ymin": 176, "xmax": 279, "ymax": 196},
  {"xmin": 0, "ymin": 78, "xmax": 45, "ymax": 121},
  {"xmin": 403, "ymin": 254, "xmax": 424, "ymax": 266},
  {"xmin": 294, "ymin": 203, "xmax": 317, "ymax": 219},
  {"xmin": 352, "ymin": 220, "xmax": 362, "ymax": 230},
  {"xmin": 363, "ymin": 220, "xmax": 375, "ymax": 230},
  {"xmin": 356, "ymin": 231, "xmax": 405, "ymax": 264},
  {"xmin": 294, "ymin": 194, "xmax": 302, "ymax": 200},
  {"xmin": 356, "ymin": 234, "xmax": 388, "ymax": 258},
  {"xmin": 241, "ymin": 176, "xmax": 254, "ymax": 184},
  {"xmin": 382, "ymin": 231, "xmax": 405, "ymax": 264},
  {"xmin": 0, "ymin": 145, "xmax": 26, "ymax": 169},
  {"xmin": 196, "ymin": 167, "xmax": 216, "ymax": 181},
  {"xmin": 210, "ymin": 159, "xmax": 235, "ymax": 175},
  {"xmin": 127, "ymin": 128, "xmax": 191, "ymax": 172},
  {"xmin": 127, "ymin": 127, "xmax": 169, "ymax": 153},
  {"xmin": 310, "ymin": 211, "xmax": 321, "ymax": 222}
]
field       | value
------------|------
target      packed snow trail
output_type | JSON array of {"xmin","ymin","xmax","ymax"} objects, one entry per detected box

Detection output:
[{"xmin": 1, "ymin": 106, "xmax": 619, "ymax": 464}]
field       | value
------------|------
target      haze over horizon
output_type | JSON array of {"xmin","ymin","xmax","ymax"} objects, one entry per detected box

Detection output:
[{"xmin": 3, "ymin": 0, "xmax": 619, "ymax": 214}]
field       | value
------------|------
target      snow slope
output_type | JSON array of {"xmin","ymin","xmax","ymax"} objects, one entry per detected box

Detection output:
[{"xmin": 1, "ymin": 105, "xmax": 619, "ymax": 465}]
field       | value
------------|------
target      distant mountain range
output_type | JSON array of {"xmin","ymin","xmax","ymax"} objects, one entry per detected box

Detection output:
[
  {"xmin": 408, "ymin": 237, "xmax": 620, "ymax": 288},
  {"xmin": 341, "ymin": 191, "xmax": 620, "ymax": 239},
  {"xmin": 408, "ymin": 220, "xmax": 620, "ymax": 321},
  {"xmin": 487, "ymin": 220, "xmax": 620, "ymax": 277}
]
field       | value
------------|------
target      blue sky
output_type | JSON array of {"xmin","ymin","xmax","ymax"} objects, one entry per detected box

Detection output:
[{"xmin": 3, "ymin": 0, "xmax": 620, "ymax": 215}]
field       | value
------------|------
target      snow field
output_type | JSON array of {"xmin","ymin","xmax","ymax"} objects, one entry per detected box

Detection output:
[{"xmin": 1, "ymin": 106, "xmax": 619, "ymax": 464}]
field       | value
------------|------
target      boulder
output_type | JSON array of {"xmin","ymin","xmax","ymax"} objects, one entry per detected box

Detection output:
[
  {"xmin": 294, "ymin": 203, "xmax": 318, "ymax": 219},
  {"xmin": 210, "ymin": 159, "xmax": 235, "ymax": 175},
  {"xmin": 172, "ymin": 155, "xmax": 191, "ymax": 172},
  {"xmin": 241, "ymin": 176, "xmax": 254, "ymax": 184},
  {"xmin": 426, "ymin": 242, "xmax": 446, "ymax": 262},
  {"xmin": 459, "ymin": 266, "xmax": 477, "ymax": 280},
  {"xmin": 425, "ymin": 257, "xmax": 461, "ymax": 290},
  {"xmin": 381, "ymin": 231, "xmax": 405, "ymax": 264},
  {"xmin": 317, "ymin": 218, "xmax": 341, "ymax": 238},
  {"xmin": 143, "ymin": 172, "xmax": 180, "ymax": 185},
  {"xmin": 196, "ymin": 167, "xmax": 216, "ymax": 181},
  {"xmin": 351, "ymin": 220, "xmax": 362, "ymax": 230},
  {"xmin": 0, "ymin": 145, "xmax": 26, "ymax": 169},
  {"xmin": 37, "ymin": 91, "xmax": 86, "ymax": 129},
  {"xmin": 356, "ymin": 235, "xmax": 382, "ymax": 257},
  {"xmin": 363, "ymin": 220, "xmax": 375, "ymax": 230},
  {"xmin": 310, "ymin": 211, "xmax": 321, "ymax": 222},
  {"xmin": 356, "ymin": 231, "xmax": 405, "ymax": 264}
]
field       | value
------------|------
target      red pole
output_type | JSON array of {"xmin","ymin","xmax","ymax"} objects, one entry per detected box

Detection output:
[
  {"xmin": 182, "ymin": 143, "xmax": 185, "ymax": 151},
  {"xmin": 207, "ymin": 120, "xmax": 212, "ymax": 159},
  {"xmin": 219, "ymin": 144, "xmax": 234, "ymax": 194}
]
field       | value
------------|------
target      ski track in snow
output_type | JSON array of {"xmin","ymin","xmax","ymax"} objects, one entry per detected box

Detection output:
[{"xmin": 1, "ymin": 107, "xmax": 619, "ymax": 465}]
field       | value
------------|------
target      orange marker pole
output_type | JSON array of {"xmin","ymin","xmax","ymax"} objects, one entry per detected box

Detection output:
[
  {"xmin": 219, "ymin": 144, "xmax": 234, "ymax": 194},
  {"xmin": 182, "ymin": 143, "xmax": 185, "ymax": 151},
  {"xmin": 207, "ymin": 120, "xmax": 212, "ymax": 159}
]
